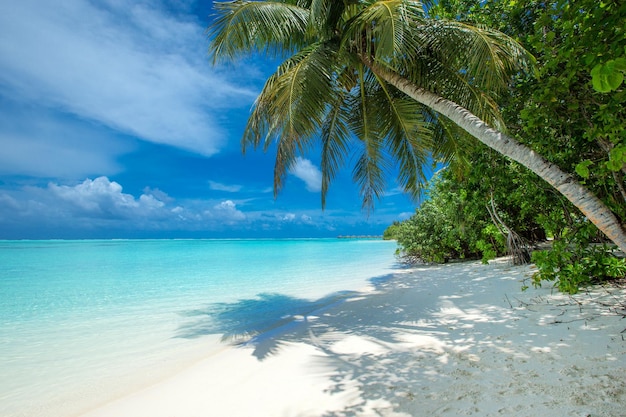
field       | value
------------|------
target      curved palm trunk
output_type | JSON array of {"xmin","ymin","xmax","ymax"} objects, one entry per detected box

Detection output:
[{"xmin": 367, "ymin": 60, "xmax": 626, "ymax": 253}]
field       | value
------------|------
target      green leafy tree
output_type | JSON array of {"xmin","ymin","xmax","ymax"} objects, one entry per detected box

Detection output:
[
  {"xmin": 391, "ymin": 169, "xmax": 507, "ymax": 264},
  {"xmin": 431, "ymin": 0, "xmax": 626, "ymax": 221},
  {"xmin": 427, "ymin": 0, "xmax": 626, "ymax": 291},
  {"xmin": 520, "ymin": 0, "xmax": 626, "ymax": 292},
  {"xmin": 389, "ymin": 142, "xmax": 560, "ymax": 264},
  {"xmin": 208, "ymin": 0, "xmax": 626, "ymax": 252},
  {"xmin": 383, "ymin": 221, "xmax": 402, "ymax": 240}
]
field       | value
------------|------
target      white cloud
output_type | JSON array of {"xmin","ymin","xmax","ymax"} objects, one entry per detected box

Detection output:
[
  {"xmin": 48, "ymin": 177, "xmax": 166, "ymax": 218},
  {"xmin": 290, "ymin": 157, "xmax": 322, "ymax": 192},
  {"xmin": 0, "ymin": 108, "xmax": 131, "ymax": 178},
  {"xmin": 208, "ymin": 181, "xmax": 243, "ymax": 193},
  {"xmin": 139, "ymin": 194, "xmax": 166, "ymax": 209},
  {"xmin": 281, "ymin": 213, "xmax": 296, "ymax": 222},
  {"xmin": 1, "ymin": 177, "xmax": 251, "ymax": 230},
  {"xmin": 205, "ymin": 200, "xmax": 246, "ymax": 224},
  {"xmin": 0, "ymin": 178, "xmax": 395, "ymax": 237},
  {"xmin": 0, "ymin": 0, "xmax": 257, "ymax": 156}
]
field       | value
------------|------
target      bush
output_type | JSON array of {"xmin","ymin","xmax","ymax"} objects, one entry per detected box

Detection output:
[
  {"xmin": 531, "ymin": 222, "xmax": 626, "ymax": 294},
  {"xmin": 388, "ymin": 171, "xmax": 507, "ymax": 264}
]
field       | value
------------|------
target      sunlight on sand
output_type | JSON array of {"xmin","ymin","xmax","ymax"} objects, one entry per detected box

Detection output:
[{"xmin": 81, "ymin": 258, "xmax": 626, "ymax": 417}]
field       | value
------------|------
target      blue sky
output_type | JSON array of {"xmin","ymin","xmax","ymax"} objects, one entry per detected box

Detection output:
[{"xmin": 0, "ymin": 0, "xmax": 419, "ymax": 239}]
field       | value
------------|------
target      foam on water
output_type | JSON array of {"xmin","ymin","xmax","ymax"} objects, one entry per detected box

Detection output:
[{"xmin": 0, "ymin": 239, "xmax": 399, "ymax": 417}]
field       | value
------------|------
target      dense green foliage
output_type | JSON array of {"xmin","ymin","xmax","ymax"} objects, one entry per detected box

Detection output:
[
  {"xmin": 515, "ymin": 0, "xmax": 626, "ymax": 225},
  {"xmin": 531, "ymin": 222, "xmax": 626, "ymax": 294},
  {"xmin": 387, "ymin": 144, "xmax": 555, "ymax": 264},
  {"xmin": 389, "ymin": 0, "xmax": 626, "ymax": 292},
  {"xmin": 388, "ymin": 169, "xmax": 506, "ymax": 264},
  {"xmin": 430, "ymin": 0, "xmax": 626, "ymax": 220}
]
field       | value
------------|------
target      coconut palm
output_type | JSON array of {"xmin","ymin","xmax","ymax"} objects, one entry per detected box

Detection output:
[{"xmin": 208, "ymin": 0, "xmax": 626, "ymax": 252}]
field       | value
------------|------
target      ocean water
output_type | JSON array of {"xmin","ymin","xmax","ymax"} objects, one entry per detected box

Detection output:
[{"xmin": 0, "ymin": 238, "xmax": 399, "ymax": 417}]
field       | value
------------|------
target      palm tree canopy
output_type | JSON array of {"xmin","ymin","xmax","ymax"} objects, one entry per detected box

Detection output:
[{"xmin": 208, "ymin": 0, "xmax": 532, "ymax": 209}]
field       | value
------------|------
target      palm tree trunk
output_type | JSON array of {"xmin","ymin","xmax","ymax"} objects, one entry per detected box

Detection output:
[{"xmin": 367, "ymin": 60, "xmax": 626, "ymax": 254}]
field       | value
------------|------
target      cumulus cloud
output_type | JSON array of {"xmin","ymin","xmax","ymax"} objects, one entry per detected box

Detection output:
[
  {"xmin": 204, "ymin": 200, "xmax": 246, "ymax": 224},
  {"xmin": 0, "ymin": 177, "xmax": 271, "ymax": 232},
  {"xmin": 139, "ymin": 194, "xmax": 166, "ymax": 209},
  {"xmin": 0, "ymin": 177, "xmax": 391, "ymax": 238},
  {"xmin": 290, "ymin": 157, "xmax": 322, "ymax": 192},
  {"xmin": 0, "ymin": 0, "xmax": 256, "ymax": 156},
  {"xmin": 48, "ymin": 177, "xmax": 167, "ymax": 218}
]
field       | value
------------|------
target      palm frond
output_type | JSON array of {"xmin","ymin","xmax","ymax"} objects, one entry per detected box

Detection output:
[
  {"xmin": 416, "ymin": 20, "xmax": 533, "ymax": 93},
  {"xmin": 243, "ymin": 42, "xmax": 341, "ymax": 195},
  {"xmin": 348, "ymin": 66, "xmax": 391, "ymax": 211},
  {"xmin": 343, "ymin": 0, "xmax": 426, "ymax": 61},
  {"xmin": 208, "ymin": 0, "xmax": 310, "ymax": 62},
  {"xmin": 397, "ymin": 54, "xmax": 504, "ymax": 128},
  {"xmin": 353, "ymin": 149, "xmax": 387, "ymax": 211},
  {"xmin": 320, "ymin": 89, "xmax": 351, "ymax": 208},
  {"xmin": 307, "ymin": 0, "xmax": 349, "ymax": 41},
  {"xmin": 426, "ymin": 108, "xmax": 475, "ymax": 173},
  {"xmin": 369, "ymin": 71, "xmax": 432, "ymax": 199},
  {"xmin": 273, "ymin": 132, "xmax": 299, "ymax": 197},
  {"xmin": 243, "ymin": 43, "xmax": 336, "ymax": 150},
  {"xmin": 341, "ymin": 2, "xmax": 532, "ymax": 112},
  {"xmin": 208, "ymin": 0, "xmax": 536, "ymax": 213}
]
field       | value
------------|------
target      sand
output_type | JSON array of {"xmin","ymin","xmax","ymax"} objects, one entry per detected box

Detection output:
[{"xmin": 80, "ymin": 258, "xmax": 626, "ymax": 417}]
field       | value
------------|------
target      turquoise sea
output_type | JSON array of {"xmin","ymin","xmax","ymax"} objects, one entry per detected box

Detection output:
[{"xmin": 0, "ymin": 239, "xmax": 399, "ymax": 417}]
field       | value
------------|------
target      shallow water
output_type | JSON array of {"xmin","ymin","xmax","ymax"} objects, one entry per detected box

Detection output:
[{"xmin": 0, "ymin": 239, "xmax": 399, "ymax": 417}]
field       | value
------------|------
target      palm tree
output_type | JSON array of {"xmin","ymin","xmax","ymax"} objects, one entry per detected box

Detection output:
[{"xmin": 208, "ymin": 0, "xmax": 626, "ymax": 253}]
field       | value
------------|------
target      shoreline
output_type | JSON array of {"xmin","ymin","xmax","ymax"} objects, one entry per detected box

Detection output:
[
  {"xmin": 78, "ymin": 258, "xmax": 626, "ymax": 417},
  {"xmin": 0, "ymin": 238, "xmax": 399, "ymax": 417}
]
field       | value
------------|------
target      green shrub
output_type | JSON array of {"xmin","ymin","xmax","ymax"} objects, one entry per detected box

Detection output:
[
  {"xmin": 390, "ymin": 172, "xmax": 507, "ymax": 264},
  {"xmin": 383, "ymin": 221, "xmax": 402, "ymax": 240},
  {"xmin": 531, "ymin": 223, "xmax": 626, "ymax": 294}
]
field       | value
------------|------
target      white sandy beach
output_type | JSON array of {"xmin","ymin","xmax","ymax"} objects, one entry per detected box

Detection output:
[{"xmin": 79, "ymin": 258, "xmax": 626, "ymax": 417}]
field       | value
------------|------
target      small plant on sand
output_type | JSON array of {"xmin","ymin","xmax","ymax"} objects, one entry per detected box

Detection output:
[{"xmin": 531, "ymin": 223, "xmax": 626, "ymax": 294}]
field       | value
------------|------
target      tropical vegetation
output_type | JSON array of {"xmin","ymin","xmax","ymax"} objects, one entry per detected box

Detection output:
[
  {"xmin": 386, "ymin": 142, "xmax": 552, "ymax": 264},
  {"xmin": 386, "ymin": 0, "xmax": 626, "ymax": 292},
  {"xmin": 207, "ymin": 0, "xmax": 626, "ymax": 292}
]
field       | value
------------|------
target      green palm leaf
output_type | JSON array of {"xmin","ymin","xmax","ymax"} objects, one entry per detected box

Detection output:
[
  {"xmin": 209, "ymin": 0, "xmax": 532, "ymax": 210},
  {"xmin": 208, "ymin": 1, "xmax": 309, "ymax": 62},
  {"xmin": 417, "ymin": 20, "xmax": 532, "ymax": 93},
  {"xmin": 348, "ymin": 65, "xmax": 389, "ymax": 209},
  {"xmin": 343, "ymin": 0, "xmax": 426, "ymax": 61},
  {"xmin": 320, "ymin": 88, "xmax": 351, "ymax": 207}
]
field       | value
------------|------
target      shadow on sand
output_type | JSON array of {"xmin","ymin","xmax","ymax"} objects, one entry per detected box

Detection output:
[
  {"xmin": 175, "ymin": 260, "xmax": 626, "ymax": 416},
  {"xmin": 175, "ymin": 272, "xmax": 399, "ymax": 360}
]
